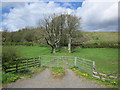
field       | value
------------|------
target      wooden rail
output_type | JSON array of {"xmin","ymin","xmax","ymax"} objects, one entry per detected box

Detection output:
[
  {"xmin": 93, "ymin": 71, "xmax": 119, "ymax": 80},
  {"xmin": 4, "ymin": 55, "xmax": 119, "ymax": 81},
  {"xmin": 5, "ymin": 57, "xmax": 41, "ymax": 73},
  {"xmin": 91, "ymin": 61, "xmax": 119, "ymax": 80}
]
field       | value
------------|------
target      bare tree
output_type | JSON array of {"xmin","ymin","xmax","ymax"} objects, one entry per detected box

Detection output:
[
  {"xmin": 42, "ymin": 14, "xmax": 65, "ymax": 53},
  {"xmin": 39, "ymin": 14, "xmax": 80, "ymax": 53},
  {"xmin": 64, "ymin": 14, "xmax": 81, "ymax": 53}
]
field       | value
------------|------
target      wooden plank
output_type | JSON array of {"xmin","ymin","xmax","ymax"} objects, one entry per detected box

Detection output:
[
  {"xmin": 6, "ymin": 70, "xmax": 16, "ymax": 73},
  {"xmin": 92, "ymin": 75, "xmax": 110, "ymax": 80},
  {"xmin": 93, "ymin": 71, "xmax": 119, "ymax": 79},
  {"xmin": 20, "ymin": 61, "xmax": 27, "ymax": 64},
  {"xmin": 18, "ymin": 66, "xmax": 26, "ymax": 69},
  {"xmin": 17, "ymin": 57, "xmax": 39, "ymax": 61},
  {"xmin": 5, "ymin": 57, "xmax": 40, "ymax": 73},
  {"xmin": 27, "ymin": 63, "xmax": 34, "ymax": 66},
  {"xmin": 27, "ymin": 60, "xmax": 34, "ymax": 62},
  {"xmin": 6, "ymin": 68, "xmax": 16, "ymax": 71},
  {"xmin": 27, "ymin": 64, "xmax": 34, "ymax": 67}
]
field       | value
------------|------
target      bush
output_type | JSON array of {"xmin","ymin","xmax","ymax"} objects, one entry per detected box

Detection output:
[
  {"xmin": 2, "ymin": 72, "xmax": 20, "ymax": 84},
  {"xmin": 80, "ymin": 42, "xmax": 119, "ymax": 48},
  {"xmin": 23, "ymin": 42, "xmax": 33, "ymax": 46},
  {"xmin": 2, "ymin": 47, "xmax": 21, "ymax": 73},
  {"xmin": 13, "ymin": 42, "xmax": 33, "ymax": 46},
  {"xmin": 38, "ymin": 42, "xmax": 49, "ymax": 47}
]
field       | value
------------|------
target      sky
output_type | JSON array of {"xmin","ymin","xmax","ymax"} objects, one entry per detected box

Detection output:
[{"xmin": 0, "ymin": 0, "xmax": 119, "ymax": 32}]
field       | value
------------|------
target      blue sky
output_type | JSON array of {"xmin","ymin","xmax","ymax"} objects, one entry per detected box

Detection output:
[
  {"xmin": 0, "ymin": 1, "xmax": 118, "ymax": 31},
  {"xmin": 56, "ymin": 2, "xmax": 83, "ymax": 9},
  {"xmin": 2, "ymin": 2, "xmax": 83, "ymax": 14}
]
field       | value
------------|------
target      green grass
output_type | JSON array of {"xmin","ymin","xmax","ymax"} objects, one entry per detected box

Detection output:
[
  {"xmin": 51, "ymin": 67, "xmax": 66, "ymax": 78},
  {"xmin": 16, "ymin": 46, "xmax": 51, "ymax": 58},
  {"xmin": 6, "ymin": 46, "xmax": 118, "ymax": 75},
  {"xmin": 2, "ymin": 45, "xmax": 119, "ymax": 88},
  {"xmin": 71, "ymin": 48, "xmax": 118, "ymax": 74},
  {"xmin": 71, "ymin": 67, "xmax": 118, "ymax": 88},
  {"xmin": 17, "ymin": 46, "xmax": 118, "ymax": 74},
  {"xmin": 2, "ymin": 66, "xmax": 46, "ymax": 86},
  {"xmin": 82, "ymin": 31, "xmax": 119, "ymax": 44}
]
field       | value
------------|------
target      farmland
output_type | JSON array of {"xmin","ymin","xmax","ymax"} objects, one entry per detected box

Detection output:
[
  {"xmin": 82, "ymin": 31, "xmax": 119, "ymax": 44},
  {"xmin": 10, "ymin": 46, "xmax": 118, "ymax": 75},
  {"xmin": 2, "ymin": 31, "xmax": 119, "ymax": 88}
]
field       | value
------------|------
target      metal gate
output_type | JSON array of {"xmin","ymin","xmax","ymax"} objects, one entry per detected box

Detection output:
[
  {"xmin": 39, "ymin": 55, "xmax": 95, "ymax": 74},
  {"xmin": 76, "ymin": 57, "xmax": 95, "ymax": 74},
  {"xmin": 40, "ymin": 56, "xmax": 74, "ymax": 68}
]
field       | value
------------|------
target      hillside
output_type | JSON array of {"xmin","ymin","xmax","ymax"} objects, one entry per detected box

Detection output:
[{"xmin": 81, "ymin": 31, "xmax": 119, "ymax": 44}]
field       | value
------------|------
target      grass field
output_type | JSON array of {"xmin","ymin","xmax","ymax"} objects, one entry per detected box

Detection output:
[
  {"xmin": 82, "ymin": 31, "xmax": 119, "ymax": 44},
  {"xmin": 2, "ymin": 32, "xmax": 119, "ymax": 88},
  {"xmin": 11, "ymin": 46, "xmax": 119, "ymax": 75}
]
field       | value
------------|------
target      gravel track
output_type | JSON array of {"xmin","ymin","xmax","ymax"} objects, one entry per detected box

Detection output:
[{"xmin": 7, "ymin": 69, "xmax": 104, "ymax": 88}]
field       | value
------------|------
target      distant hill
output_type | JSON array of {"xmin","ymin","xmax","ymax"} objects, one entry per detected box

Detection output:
[{"xmin": 81, "ymin": 31, "xmax": 119, "ymax": 44}]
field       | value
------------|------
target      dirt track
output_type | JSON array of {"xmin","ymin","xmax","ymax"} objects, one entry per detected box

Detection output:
[{"xmin": 7, "ymin": 69, "xmax": 104, "ymax": 88}]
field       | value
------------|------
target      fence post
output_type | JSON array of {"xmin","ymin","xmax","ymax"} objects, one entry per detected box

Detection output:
[
  {"xmin": 39, "ymin": 56, "xmax": 41, "ymax": 67},
  {"xmin": 93, "ymin": 61, "xmax": 96, "ymax": 75},
  {"xmin": 26, "ymin": 59, "xmax": 28, "ymax": 69},
  {"xmin": 74, "ymin": 57, "xmax": 77, "ymax": 67},
  {"xmin": 34, "ymin": 58, "xmax": 36, "ymax": 67},
  {"xmin": 15, "ymin": 60, "xmax": 18, "ymax": 73},
  {"xmin": 25, "ymin": 59, "xmax": 28, "ymax": 69}
]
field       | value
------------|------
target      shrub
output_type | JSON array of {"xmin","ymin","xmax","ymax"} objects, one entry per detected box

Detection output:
[
  {"xmin": 23, "ymin": 42, "xmax": 33, "ymax": 46},
  {"xmin": 80, "ymin": 42, "xmax": 119, "ymax": 48},
  {"xmin": 2, "ymin": 72, "xmax": 20, "ymax": 84},
  {"xmin": 2, "ymin": 47, "xmax": 21, "ymax": 73}
]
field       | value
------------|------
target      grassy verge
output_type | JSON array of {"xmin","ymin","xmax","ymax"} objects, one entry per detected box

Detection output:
[
  {"xmin": 71, "ymin": 67, "xmax": 118, "ymax": 88},
  {"xmin": 51, "ymin": 67, "xmax": 66, "ymax": 79},
  {"xmin": 2, "ymin": 66, "xmax": 46, "ymax": 87}
]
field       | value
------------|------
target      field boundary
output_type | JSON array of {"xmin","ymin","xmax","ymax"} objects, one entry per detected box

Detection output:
[
  {"xmin": 3, "ymin": 56, "xmax": 119, "ymax": 80},
  {"xmin": 4, "ymin": 57, "xmax": 41, "ymax": 73},
  {"xmin": 40, "ymin": 55, "xmax": 95, "ymax": 75},
  {"xmin": 93, "ymin": 71, "xmax": 119, "ymax": 80}
]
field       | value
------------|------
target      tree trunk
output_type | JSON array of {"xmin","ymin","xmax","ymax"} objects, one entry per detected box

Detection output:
[
  {"xmin": 68, "ymin": 37, "xmax": 72, "ymax": 53},
  {"xmin": 51, "ymin": 47, "xmax": 56, "ymax": 53}
]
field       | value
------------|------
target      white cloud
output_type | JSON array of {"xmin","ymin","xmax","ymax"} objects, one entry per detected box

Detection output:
[
  {"xmin": 2, "ymin": 2, "xmax": 75, "ymax": 31},
  {"xmin": 76, "ymin": 0, "xmax": 118, "ymax": 31},
  {"xmin": 2, "ymin": 0, "xmax": 118, "ymax": 31}
]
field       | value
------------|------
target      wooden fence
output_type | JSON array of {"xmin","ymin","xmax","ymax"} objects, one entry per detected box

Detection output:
[
  {"xmin": 93, "ymin": 71, "xmax": 119, "ymax": 80},
  {"xmin": 3, "ymin": 55, "xmax": 120, "ymax": 80},
  {"xmin": 5, "ymin": 57, "xmax": 41, "ymax": 73}
]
